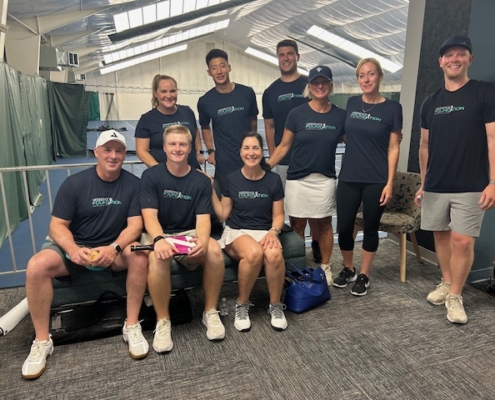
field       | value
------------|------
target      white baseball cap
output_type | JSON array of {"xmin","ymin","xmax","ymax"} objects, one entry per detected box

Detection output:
[{"xmin": 96, "ymin": 129, "xmax": 127, "ymax": 149}]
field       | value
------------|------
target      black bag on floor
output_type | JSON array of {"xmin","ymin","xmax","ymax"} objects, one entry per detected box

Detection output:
[{"xmin": 49, "ymin": 289, "xmax": 192, "ymax": 345}]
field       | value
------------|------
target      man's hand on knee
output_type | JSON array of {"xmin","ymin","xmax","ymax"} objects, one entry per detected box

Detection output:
[{"xmin": 187, "ymin": 237, "xmax": 208, "ymax": 259}]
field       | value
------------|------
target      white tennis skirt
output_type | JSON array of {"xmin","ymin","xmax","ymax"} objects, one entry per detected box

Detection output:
[
  {"xmin": 285, "ymin": 173, "xmax": 336, "ymax": 218},
  {"xmin": 218, "ymin": 225, "xmax": 269, "ymax": 249}
]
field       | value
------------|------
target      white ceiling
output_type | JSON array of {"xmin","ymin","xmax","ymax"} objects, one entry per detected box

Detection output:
[{"xmin": 5, "ymin": 0, "xmax": 410, "ymax": 87}]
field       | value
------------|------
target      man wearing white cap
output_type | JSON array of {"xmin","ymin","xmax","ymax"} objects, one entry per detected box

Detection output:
[
  {"xmin": 416, "ymin": 36, "xmax": 495, "ymax": 324},
  {"xmin": 22, "ymin": 130, "xmax": 149, "ymax": 380}
]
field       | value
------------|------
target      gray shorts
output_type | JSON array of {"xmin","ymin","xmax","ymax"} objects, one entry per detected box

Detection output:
[
  {"xmin": 141, "ymin": 230, "xmax": 201, "ymax": 271},
  {"xmin": 421, "ymin": 191, "xmax": 485, "ymax": 237},
  {"xmin": 41, "ymin": 241, "xmax": 113, "ymax": 282}
]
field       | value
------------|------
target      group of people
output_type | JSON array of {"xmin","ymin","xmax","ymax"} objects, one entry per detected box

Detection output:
[{"xmin": 21, "ymin": 35, "xmax": 495, "ymax": 380}]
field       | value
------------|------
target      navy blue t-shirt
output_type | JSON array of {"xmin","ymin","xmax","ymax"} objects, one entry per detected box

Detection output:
[
  {"xmin": 285, "ymin": 103, "xmax": 346, "ymax": 180},
  {"xmin": 135, "ymin": 105, "xmax": 200, "ymax": 169},
  {"xmin": 262, "ymin": 76, "xmax": 308, "ymax": 165},
  {"xmin": 339, "ymin": 96, "xmax": 402, "ymax": 184},
  {"xmin": 421, "ymin": 80, "xmax": 495, "ymax": 193},
  {"xmin": 197, "ymin": 84, "xmax": 259, "ymax": 175},
  {"xmin": 140, "ymin": 163, "xmax": 213, "ymax": 233},
  {"xmin": 52, "ymin": 167, "xmax": 141, "ymax": 247},
  {"xmin": 222, "ymin": 169, "xmax": 284, "ymax": 230}
]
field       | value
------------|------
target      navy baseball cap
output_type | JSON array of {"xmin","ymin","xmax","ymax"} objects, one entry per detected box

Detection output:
[
  {"xmin": 308, "ymin": 66, "xmax": 333, "ymax": 82},
  {"xmin": 439, "ymin": 36, "xmax": 472, "ymax": 56}
]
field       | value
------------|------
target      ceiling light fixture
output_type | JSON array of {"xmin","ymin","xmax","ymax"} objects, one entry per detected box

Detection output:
[
  {"xmin": 110, "ymin": 0, "xmax": 255, "ymax": 43},
  {"xmin": 100, "ymin": 44, "xmax": 187, "ymax": 75},
  {"xmin": 307, "ymin": 25, "xmax": 403, "ymax": 73},
  {"xmin": 245, "ymin": 47, "xmax": 308, "ymax": 76},
  {"xmin": 104, "ymin": 19, "xmax": 229, "ymax": 64}
]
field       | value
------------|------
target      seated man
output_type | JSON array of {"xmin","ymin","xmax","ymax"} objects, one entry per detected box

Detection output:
[
  {"xmin": 140, "ymin": 124, "xmax": 225, "ymax": 353},
  {"xmin": 22, "ymin": 130, "xmax": 149, "ymax": 380}
]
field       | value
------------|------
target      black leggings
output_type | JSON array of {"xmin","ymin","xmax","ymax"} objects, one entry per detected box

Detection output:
[{"xmin": 337, "ymin": 181, "xmax": 386, "ymax": 253}]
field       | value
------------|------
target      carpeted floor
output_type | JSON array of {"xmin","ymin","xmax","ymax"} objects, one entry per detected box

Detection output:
[{"xmin": 1, "ymin": 239, "xmax": 495, "ymax": 400}]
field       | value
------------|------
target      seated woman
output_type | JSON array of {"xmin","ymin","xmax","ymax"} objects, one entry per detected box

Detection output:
[{"xmin": 208, "ymin": 132, "xmax": 287, "ymax": 332}]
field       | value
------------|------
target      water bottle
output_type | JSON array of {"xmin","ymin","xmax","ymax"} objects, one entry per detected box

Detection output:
[{"xmin": 219, "ymin": 297, "xmax": 229, "ymax": 317}]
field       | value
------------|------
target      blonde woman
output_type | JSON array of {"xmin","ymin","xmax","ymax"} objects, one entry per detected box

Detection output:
[
  {"xmin": 334, "ymin": 58, "xmax": 402, "ymax": 296},
  {"xmin": 268, "ymin": 66, "xmax": 346, "ymax": 286},
  {"xmin": 135, "ymin": 74, "xmax": 203, "ymax": 168}
]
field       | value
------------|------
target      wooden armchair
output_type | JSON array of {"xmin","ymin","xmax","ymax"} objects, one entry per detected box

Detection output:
[{"xmin": 354, "ymin": 171, "xmax": 423, "ymax": 282}]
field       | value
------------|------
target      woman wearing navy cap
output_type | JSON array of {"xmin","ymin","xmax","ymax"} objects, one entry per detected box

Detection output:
[
  {"xmin": 268, "ymin": 66, "xmax": 346, "ymax": 286},
  {"xmin": 333, "ymin": 58, "xmax": 402, "ymax": 296}
]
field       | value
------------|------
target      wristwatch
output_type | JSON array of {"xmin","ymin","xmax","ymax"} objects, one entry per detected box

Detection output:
[
  {"xmin": 110, "ymin": 242, "xmax": 122, "ymax": 255},
  {"xmin": 490, "ymin": 180, "xmax": 495, "ymax": 185},
  {"xmin": 197, "ymin": 150, "xmax": 205, "ymax": 155},
  {"xmin": 207, "ymin": 148, "xmax": 215, "ymax": 155},
  {"xmin": 270, "ymin": 227, "xmax": 281, "ymax": 235},
  {"xmin": 153, "ymin": 235, "xmax": 165, "ymax": 244}
]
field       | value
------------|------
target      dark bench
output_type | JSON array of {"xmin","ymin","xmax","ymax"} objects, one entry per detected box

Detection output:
[{"xmin": 51, "ymin": 229, "xmax": 306, "ymax": 307}]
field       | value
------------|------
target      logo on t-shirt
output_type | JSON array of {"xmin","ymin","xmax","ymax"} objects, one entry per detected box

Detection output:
[
  {"xmin": 434, "ymin": 105, "xmax": 465, "ymax": 115},
  {"xmin": 238, "ymin": 191, "xmax": 269, "ymax": 199},
  {"xmin": 277, "ymin": 93, "xmax": 304, "ymax": 102},
  {"xmin": 349, "ymin": 111, "xmax": 381, "ymax": 122},
  {"xmin": 162, "ymin": 121, "xmax": 190, "ymax": 129},
  {"xmin": 92, "ymin": 197, "xmax": 122, "ymax": 207},
  {"xmin": 162, "ymin": 190, "xmax": 192, "ymax": 200},
  {"xmin": 305, "ymin": 122, "xmax": 336, "ymax": 130},
  {"xmin": 217, "ymin": 106, "xmax": 245, "ymax": 116}
]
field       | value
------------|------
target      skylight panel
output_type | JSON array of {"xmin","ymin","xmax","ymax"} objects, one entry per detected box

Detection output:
[
  {"xmin": 100, "ymin": 44, "xmax": 188, "ymax": 75},
  {"xmin": 113, "ymin": 0, "xmax": 235, "ymax": 33},
  {"xmin": 307, "ymin": 25, "xmax": 403, "ymax": 73}
]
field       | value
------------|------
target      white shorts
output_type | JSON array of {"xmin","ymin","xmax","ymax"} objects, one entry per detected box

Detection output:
[
  {"xmin": 274, "ymin": 165, "xmax": 289, "ymax": 190},
  {"xmin": 285, "ymin": 173, "xmax": 336, "ymax": 218},
  {"xmin": 217, "ymin": 226, "xmax": 269, "ymax": 249}
]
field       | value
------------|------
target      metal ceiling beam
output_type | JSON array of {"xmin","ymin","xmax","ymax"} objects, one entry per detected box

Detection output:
[
  {"xmin": 288, "ymin": 35, "xmax": 357, "ymax": 69},
  {"xmin": 50, "ymin": 29, "xmax": 100, "ymax": 47},
  {"xmin": 109, "ymin": 0, "xmax": 256, "ymax": 43},
  {"xmin": 6, "ymin": 7, "xmax": 109, "ymax": 40}
]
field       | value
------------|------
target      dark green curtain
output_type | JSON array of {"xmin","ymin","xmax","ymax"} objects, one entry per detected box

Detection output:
[
  {"xmin": 0, "ymin": 61, "xmax": 52, "ymax": 249},
  {"xmin": 20, "ymin": 74, "xmax": 52, "ymax": 206},
  {"xmin": 86, "ymin": 91, "xmax": 100, "ymax": 121},
  {"xmin": 48, "ymin": 82, "xmax": 87, "ymax": 158}
]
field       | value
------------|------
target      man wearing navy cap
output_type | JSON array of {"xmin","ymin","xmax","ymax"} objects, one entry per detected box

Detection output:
[{"xmin": 415, "ymin": 36, "xmax": 495, "ymax": 324}]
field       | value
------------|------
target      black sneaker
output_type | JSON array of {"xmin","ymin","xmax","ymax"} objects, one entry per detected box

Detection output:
[
  {"xmin": 311, "ymin": 240, "xmax": 322, "ymax": 263},
  {"xmin": 350, "ymin": 274, "xmax": 370, "ymax": 296},
  {"xmin": 333, "ymin": 266, "xmax": 357, "ymax": 288}
]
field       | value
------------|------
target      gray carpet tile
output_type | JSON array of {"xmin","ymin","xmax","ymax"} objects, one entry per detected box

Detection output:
[{"xmin": 1, "ymin": 239, "xmax": 495, "ymax": 399}]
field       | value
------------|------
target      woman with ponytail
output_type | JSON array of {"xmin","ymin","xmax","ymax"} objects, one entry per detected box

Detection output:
[
  {"xmin": 135, "ymin": 74, "xmax": 203, "ymax": 168},
  {"xmin": 205, "ymin": 132, "xmax": 288, "ymax": 333}
]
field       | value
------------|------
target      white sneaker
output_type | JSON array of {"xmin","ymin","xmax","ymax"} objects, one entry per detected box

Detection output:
[
  {"xmin": 123, "ymin": 320, "xmax": 149, "ymax": 359},
  {"xmin": 427, "ymin": 279, "xmax": 451, "ymax": 305},
  {"xmin": 321, "ymin": 263, "xmax": 333, "ymax": 286},
  {"xmin": 22, "ymin": 336, "xmax": 54, "ymax": 380},
  {"xmin": 268, "ymin": 303, "xmax": 288, "ymax": 331},
  {"xmin": 234, "ymin": 302, "xmax": 253, "ymax": 332},
  {"xmin": 445, "ymin": 294, "xmax": 468, "ymax": 324},
  {"xmin": 153, "ymin": 318, "xmax": 173, "ymax": 353},
  {"xmin": 202, "ymin": 309, "xmax": 226, "ymax": 341}
]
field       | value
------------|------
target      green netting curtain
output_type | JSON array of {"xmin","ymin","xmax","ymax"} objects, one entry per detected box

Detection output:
[
  {"xmin": 0, "ymin": 60, "xmax": 52, "ymax": 249},
  {"xmin": 86, "ymin": 91, "xmax": 100, "ymax": 121}
]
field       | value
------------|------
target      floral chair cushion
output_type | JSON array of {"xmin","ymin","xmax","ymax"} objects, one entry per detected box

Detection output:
[{"xmin": 355, "ymin": 171, "xmax": 422, "ymax": 236}]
